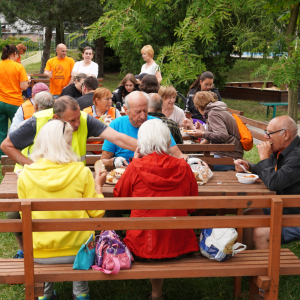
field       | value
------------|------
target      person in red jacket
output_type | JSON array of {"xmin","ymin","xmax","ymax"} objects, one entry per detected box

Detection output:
[{"xmin": 113, "ymin": 119, "xmax": 199, "ymax": 300}]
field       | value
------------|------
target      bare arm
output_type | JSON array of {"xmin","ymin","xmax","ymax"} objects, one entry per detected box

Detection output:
[
  {"xmin": 100, "ymin": 127, "xmax": 137, "ymax": 152},
  {"xmin": 169, "ymin": 145, "xmax": 188, "ymax": 160},
  {"xmin": 200, "ymin": 139, "xmax": 209, "ymax": 144},
  {"xmin": 1, "ymin": 136, "xmax": 33, "ymax": 166},
  {"xmin": 101, "ymin": 151, "xmax": 115, "ymax": 171},
  {"xmin": 155, "ymin": 70, "xmax": 162, "ymax": 84},
  {"xmin": 20, "ymin": 81, "xmax": 29, "ymax": 91},
  {"xmin": 44, "ymin": 70, "xmax": 52, "ymax": 78}
]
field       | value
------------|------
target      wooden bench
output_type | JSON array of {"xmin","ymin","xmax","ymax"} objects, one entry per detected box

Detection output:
[
  {"xmin": 1, "ymin": 195, "xmax": 300, "ymax": 300},
  {"xmin": 259, "ymin": 102, "xmax": 300, "ymax": 119}
]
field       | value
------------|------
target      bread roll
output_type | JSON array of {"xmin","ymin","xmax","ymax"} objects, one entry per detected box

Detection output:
[{"xmin": 94, "ymin": 160, "xmax": 106, "ymax": 175}]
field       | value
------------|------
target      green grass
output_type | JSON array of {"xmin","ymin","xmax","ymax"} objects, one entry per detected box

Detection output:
[{"xmin": 224, "ymin": 59, "xmax": 275, "ymax": 82}]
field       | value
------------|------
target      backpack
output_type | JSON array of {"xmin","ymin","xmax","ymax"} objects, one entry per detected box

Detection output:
[
  {"xmin": 92, "ymin": 230, "xmax": 134, "ymax": 274},
  {"xmin": 231, "ymin": 113, "xmax": 253, "ymax": 151}
]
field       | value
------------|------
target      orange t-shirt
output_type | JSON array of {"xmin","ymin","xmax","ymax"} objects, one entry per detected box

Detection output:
[
  {"xmin": 44, "ymin": 56, "xmax": 75, "ymax": 95},
  {"xmin": 0, "ymin": 60, "xmax": 28, "ymax": 106},
  {"xmin": 16, "ymin": 56, "xmax": 21, "ymax": 63}
]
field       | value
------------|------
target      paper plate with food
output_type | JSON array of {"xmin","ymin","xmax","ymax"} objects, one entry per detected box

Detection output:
[{"xmin": 106, "ymin": 168, "xmax": 126, "ymax": 185}]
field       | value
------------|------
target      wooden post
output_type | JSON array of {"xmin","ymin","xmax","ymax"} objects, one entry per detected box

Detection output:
[
  {"xmin": 264, "ymin": 197, "xmax": 283, "ymax": 300},
  {"xmin": 233, "ymin": 208, "xmax": 244, "ymax": 299},
  {"xmin": 22, "ymin": 201, "xmax": 35, "ymax": 300}
]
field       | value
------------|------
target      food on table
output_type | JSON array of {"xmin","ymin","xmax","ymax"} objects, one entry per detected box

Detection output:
[
  {"xmin": 190, "ymin": 164, "xmax": 213, "ymax": 185},
  {"xmin": 243, "ymin": 175, "xmax": 256, "ymax": 178},
  {"xmin": 106, "ymin": 168, "xmax": 126, "ymax": 183},
  {"xmin": 94, "ymin": 160, "xmax": 106, "ymax": 175}
]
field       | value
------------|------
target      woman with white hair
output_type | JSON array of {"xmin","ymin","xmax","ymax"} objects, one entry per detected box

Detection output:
[
  {"xmin": 113, "ymin": 119, "xmax": 199, "ymax": 300},
  {"xmin": 17, "ymin": 120, "xmax": 106, "ymax": 300}
]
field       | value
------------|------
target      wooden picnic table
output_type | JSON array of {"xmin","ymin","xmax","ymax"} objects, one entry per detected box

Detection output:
[{"xmin": 0, "ymin": 171, "xmax": 276, "ymax": 199}]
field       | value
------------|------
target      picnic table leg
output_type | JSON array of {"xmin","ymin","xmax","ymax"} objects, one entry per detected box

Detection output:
[
  {"xmin": 266, "ymin": 106, "xmax": 269, "ymax": 118},
  {"xmin": 272, "ymin": 106, "xmax": 276, "ymax": 119}
]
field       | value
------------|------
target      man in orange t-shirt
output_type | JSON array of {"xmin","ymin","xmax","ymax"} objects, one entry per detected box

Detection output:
[{"xmin": 44, "ymin": 43, "xmax": 75, "ymax": 97}]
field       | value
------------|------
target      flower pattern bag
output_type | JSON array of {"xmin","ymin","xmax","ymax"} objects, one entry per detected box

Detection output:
[{"xmin": 92, "ymin": 230, "xmax": 134, "ymax": 274}]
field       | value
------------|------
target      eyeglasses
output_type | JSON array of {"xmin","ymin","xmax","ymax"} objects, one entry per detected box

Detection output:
[{"xmin": 264, "ymin": 129, "xmax": 286, "ymax": 138}]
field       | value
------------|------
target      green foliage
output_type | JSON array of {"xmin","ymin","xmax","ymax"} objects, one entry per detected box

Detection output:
[
  {"xmin": 89, "ymin": 0, "xmax": 263, "ymax": 92},
  {"xmin": 251, "ymin": 43, "xmax": 300, "ymax": 90},
  {"xmin": 0, "ymin": 36, "xmax": 37, "ymax": 53}
]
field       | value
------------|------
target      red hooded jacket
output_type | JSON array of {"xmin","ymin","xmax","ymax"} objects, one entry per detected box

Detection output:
[{"xmin": 113, "ymin": 152, "xmax": 199, "ymax": 259}]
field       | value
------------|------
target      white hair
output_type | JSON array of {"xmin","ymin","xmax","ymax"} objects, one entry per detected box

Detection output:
[
  {"xmin": 30, "ymin": 120, "xmax": 79, "ymax": 164},
  {"xmin": 34, "ymin": 91, "xmax": 55, "ymax": 110},
  {"xmin": 124, "ymin": 91, "xmax": 149, "ymax": 110},
  {"xmin": 138, "ymin": 119, "xmax": 170, "ymax": 156}
]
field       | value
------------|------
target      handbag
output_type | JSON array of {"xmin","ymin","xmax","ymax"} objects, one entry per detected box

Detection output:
[
  {"xmin": 199, "ymin": 228, "xmax": 246, "ymax": 262},
  {"xmin": 92, "ymin": 230, "xmax": 133, "ymax": 274},
  {"xmin": 73, "ymin": 233, "xmax": 95, "ymax": 270}
]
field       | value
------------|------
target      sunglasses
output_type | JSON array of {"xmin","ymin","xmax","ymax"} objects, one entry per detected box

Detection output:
[{"xmin": 264, "ymin": 129, "xmax": 286, "ymax": 138}]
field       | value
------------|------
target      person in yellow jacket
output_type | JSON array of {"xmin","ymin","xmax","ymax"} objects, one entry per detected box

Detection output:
[{"xmin": 17, "ymin": 119, "xmax": 106, "ymax": 300}]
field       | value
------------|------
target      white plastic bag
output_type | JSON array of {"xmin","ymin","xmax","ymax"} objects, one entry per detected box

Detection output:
[{"xmin": 199, "ymin": 228, "xmax": 246, "ymax": 261}]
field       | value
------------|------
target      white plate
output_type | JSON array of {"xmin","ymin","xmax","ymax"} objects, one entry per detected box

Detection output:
[{"xmin": 236, "ymin": 173, "xmax": 259, "ymax": 184}]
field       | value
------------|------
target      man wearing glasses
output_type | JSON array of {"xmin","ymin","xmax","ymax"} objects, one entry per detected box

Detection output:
[{"xmin": 234, "ymin": 115, "xmax": 300, "ymax": 250}]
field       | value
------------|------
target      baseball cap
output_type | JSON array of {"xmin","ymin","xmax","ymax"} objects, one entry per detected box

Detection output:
[{"xmin": 32, "ymin": 82, "xmax": 50, "ymax": 95}]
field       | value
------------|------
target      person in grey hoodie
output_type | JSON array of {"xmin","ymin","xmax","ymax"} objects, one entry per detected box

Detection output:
[{"xmin": 182, "ymin": 91, "xmax": 243, "ymax": 170}]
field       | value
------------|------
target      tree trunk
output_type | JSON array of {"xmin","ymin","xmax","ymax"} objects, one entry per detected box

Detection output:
[
  {"xmin": 286, "ymin": 4, "xmax": 300, "ymax": 122},
  {"xmin": 288, "ymin": 86, "xmax": 298, "ymax": 121},
  {"xmin": 56, "ymin": 25, "xmax": 62, "ymax": 46},
  {"xmin": 40, "ymin": 26, "xmax": 52, "ymax": 74},
  {"xmin": 95, "ymin": 37, "xmax": 105, "ymax": 78}
]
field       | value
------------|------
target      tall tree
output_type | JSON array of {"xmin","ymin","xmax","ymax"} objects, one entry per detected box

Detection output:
[{"xmin": 88, "ymin": 0, "xmax": 278, "ymax": 92}]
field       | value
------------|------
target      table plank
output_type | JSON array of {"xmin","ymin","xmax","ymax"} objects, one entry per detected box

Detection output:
[{"xmin": 0, "ymin": 171, "xmax": 275, "ymax": 199}]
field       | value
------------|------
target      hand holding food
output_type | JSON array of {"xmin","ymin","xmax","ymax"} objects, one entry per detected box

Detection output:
[
  {"xmin": 189, "ymin": 129, "xmax": 204, "ymax": 138},
  {"xmin": 94, "ymin": 160, "xmax": 107, "ymax": 194},
  {"xmin": 134, "ymin": 147, "xmax": 142, "ymax": 159},
  {"xmin": 195, "ymin": 121, "xmax": 205, "ymax": 131},
  {"xmin": 113, "ymin": 156, "xmax": 128, "ymax": 168},
  {"xmin": 182, "ymin": 117, "xmax": 194, "ymax": 129},
  {"xmin": 257, "ymin": 141, "xmax": 273, "ymax": 161}
]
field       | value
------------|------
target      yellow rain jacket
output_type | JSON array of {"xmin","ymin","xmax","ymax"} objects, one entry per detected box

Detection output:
[{"xmin": 18, "ymin": 158, "xmax": 105, "ymax": 259}]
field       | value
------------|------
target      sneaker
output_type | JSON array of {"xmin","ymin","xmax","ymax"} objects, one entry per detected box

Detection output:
[
  {"xmin": 13, "ymin": 250, "xmax": 24, "ymax": 259},
  {"xmin": 73, "ymin": 294, "xmax": 90, "ymax": 300},
  {"xmin": 38, "ymin": 291, "xmax": 57, "ymax": 300}
]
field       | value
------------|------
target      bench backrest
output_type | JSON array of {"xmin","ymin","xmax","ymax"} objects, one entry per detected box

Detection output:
[{"xmin": 1, "ymin": 195, "xmax": 297, "ymax": 300}]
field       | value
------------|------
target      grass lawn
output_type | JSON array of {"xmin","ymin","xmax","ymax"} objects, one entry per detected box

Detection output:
[{"xmin": 1, "ymin": 59, "xmax": 299, "ymax": 299}]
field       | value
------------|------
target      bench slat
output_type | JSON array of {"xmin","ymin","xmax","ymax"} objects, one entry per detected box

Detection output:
[{"xmin": 26, "ymin": 215, "xmax": 271, "ymax": 231}]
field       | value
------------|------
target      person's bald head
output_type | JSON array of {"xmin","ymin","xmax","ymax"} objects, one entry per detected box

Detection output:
[
  {"xmin": 124, "ymin": 91, "xmax": 149, "ymax": 127},
  {"xmin": 148, "ymin": 93, "xmax": 163, "ymax": 113},
  {"xmin": 269, "ymin": 116, "xmax": 298, "ymax": 139},
  {"xmin": 266, "ymin": 115, "xmax": 298, "ymax": 152},
  {"xmin": 56, "ymin": 44, "xmax": 67, "ymax": 59}
]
